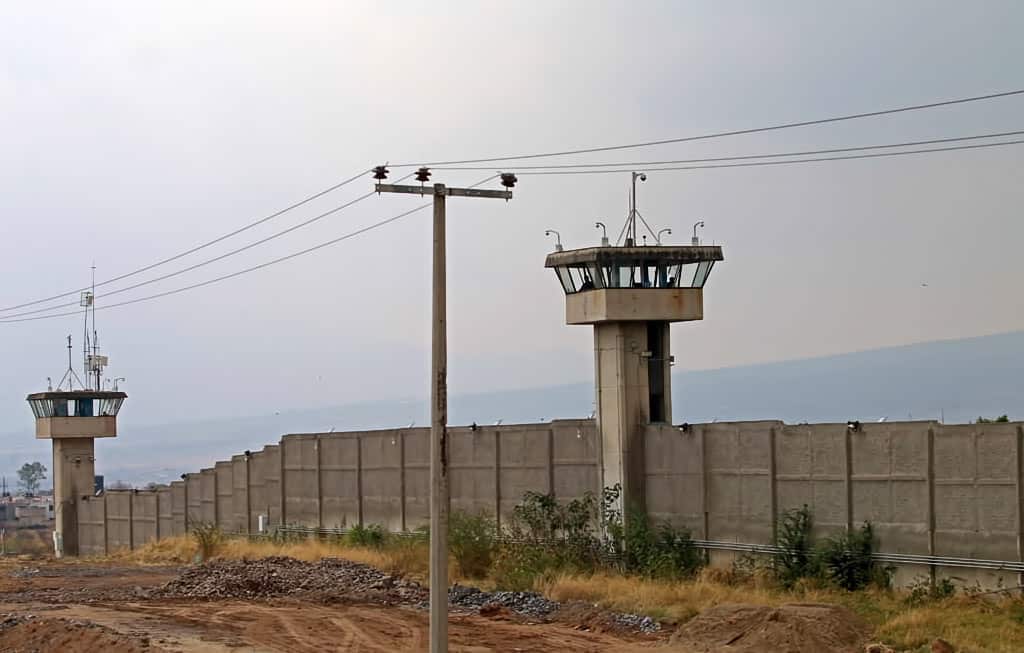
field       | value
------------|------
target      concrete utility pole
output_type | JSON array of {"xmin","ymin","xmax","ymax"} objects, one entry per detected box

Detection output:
[{"xmin": 375, "ymin": 175, "xmax": 513, "ymax": 653}]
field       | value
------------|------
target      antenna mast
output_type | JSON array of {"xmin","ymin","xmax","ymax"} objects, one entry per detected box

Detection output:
[
  {"xmin": 78, "ymin": 265, "xmax": 106, "ymax": 392},
  {"xmin": 56, "ymin": 335, "xmax": 84, "ymax": 391},
  {"xmin": 617, "ymin": 172, "xmax": 659, "ymax": 246}
]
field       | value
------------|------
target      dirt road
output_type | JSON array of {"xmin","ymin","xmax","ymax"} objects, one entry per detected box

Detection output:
[{"xmin": 0, "ymin": 559, "xmax": 660, "ymax": 652}]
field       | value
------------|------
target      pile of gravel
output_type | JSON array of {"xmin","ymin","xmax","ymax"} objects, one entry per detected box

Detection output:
[
  {"xmin": 156, "ymin": 556, "xmax": 425, "ymax": 604},
  {"xmin": 610, "ymin": 612, "xmax": 660, "ymax": 633},
  {"xmin": 157, "ymin": 557, "xmax": 661, "ymax": 633},
  {"xmin": 447, "ymin": 584, "xmax": 558, "ymax": 618}
]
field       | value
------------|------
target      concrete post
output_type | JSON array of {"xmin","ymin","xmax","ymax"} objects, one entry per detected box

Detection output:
[
  {"xmin": 429, "ymin": 185, "xmax": 449, "ymax": 653},
  {"xmin": 927, "ymin": 427, "xmax": 937, "ymax": 585},
  {"xmin": 357, "ymin": 435, "xmax": 364, "ymax": 527},
  {"xmin": 400, "ymin": 431, "xmax": 407, "ymax": 532},
  {"xmin": 51, "ymin": 438, "xmax": 96, "ymax": 557},
  {"xmin": 316, "ymin": 436, "xmax": 323, "ymax": 529},
  {"xmin": 494, "ymin": 430, "xmax": 502, "ymax": 531},
  {"xmin": 1016, "ymin": 425, "xmax": 1023, "ymax": 586},
  {"xmin": 768, "ymin": 427, "xmax": 778, "ymax": 542}
]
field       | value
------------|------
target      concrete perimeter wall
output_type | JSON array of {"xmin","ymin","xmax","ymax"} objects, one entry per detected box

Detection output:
[
  {"xmin": 644, "ymin": 420, "xmax": 1024, "ymax": 586},
  {"xmin": 75, "ymin": 417, "xmax": 1024, "ymax": 586}
]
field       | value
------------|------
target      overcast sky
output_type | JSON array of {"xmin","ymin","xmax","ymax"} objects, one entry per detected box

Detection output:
[{"xmin": 1, "ymin": 1, "xmax": 1022, "ymax": 429}]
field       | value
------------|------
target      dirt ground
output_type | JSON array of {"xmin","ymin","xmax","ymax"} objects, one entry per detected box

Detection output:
[
  {"xmin": 0, "ymin": 558, "xmax": 662, "ymax": 652},
  {"xmin": 0, "ymin": 557, "xmax": 872, "ymax": 652}
]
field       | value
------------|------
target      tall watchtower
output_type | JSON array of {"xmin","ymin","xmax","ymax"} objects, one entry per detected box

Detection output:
[
  {"xmin": 545, "ymin": 173, "xmax": 723, "ymax": 519},
  {"xmin": 25, "ymin": 287, "xmax": 125, "ymax": 556}
]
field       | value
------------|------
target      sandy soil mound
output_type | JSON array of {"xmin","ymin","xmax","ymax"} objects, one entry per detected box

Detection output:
[
  {"xmin": 671, "ymin": 602, "xmax": 868, "ymax": 653},
  {"xmin": 0, "ymin": 614, "xmax": 163, "ymax": 653}
]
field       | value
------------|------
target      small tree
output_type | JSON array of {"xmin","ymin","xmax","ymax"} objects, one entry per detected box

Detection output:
[
  {"xmin": 17, "ymin": 462, "xmax": 47, "ymax": 495},
  {"xmin": 976, "ymin": 415, "xmax": 1010, "ymax": 424}
]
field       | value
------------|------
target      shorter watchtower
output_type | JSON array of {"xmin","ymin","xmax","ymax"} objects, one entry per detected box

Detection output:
[
  {"xmin": 25, "ymin": 285, "xmax": 126, "ymax": 556},
  {"xmin": 544, "ymin": 173, "xmax": 723, "ymax": 520},
  {"xmin": 27, "ymin": 389, "xmax": 126, "ymax": 555}
]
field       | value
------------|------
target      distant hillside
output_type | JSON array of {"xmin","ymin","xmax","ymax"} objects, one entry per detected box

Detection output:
[{"xmin": 2, "ymin": 331, "xmax": 1020, "ymax": 487}]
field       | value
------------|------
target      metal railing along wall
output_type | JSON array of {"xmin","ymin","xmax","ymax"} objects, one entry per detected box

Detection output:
[{"xmin": 271, "ymin": 525, "xmax": 1024, "ymax": 574}]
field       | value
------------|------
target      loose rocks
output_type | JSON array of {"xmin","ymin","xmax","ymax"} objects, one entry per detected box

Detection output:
[
  {"xmin": 156, "ymin": 557, "xmax": 661, "ymax": 634},
  {"xmin": 448, "ymin": 584, "xmax": 559, "ymax": 618},
  {"xmin": 156, "ymin": 556, "xmax": 426, "ymax": 604}
]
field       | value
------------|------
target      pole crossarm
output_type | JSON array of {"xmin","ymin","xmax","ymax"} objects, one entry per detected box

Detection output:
[{"xmin": 375, "ymin": 183, "xmax": 511, "ymax": 200}]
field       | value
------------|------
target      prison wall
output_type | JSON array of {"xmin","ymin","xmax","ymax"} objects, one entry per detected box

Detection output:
[
  {"xmin": 643, "ymin": 420, "xmax": 1024, "ymax": 586},
  {"xmin": 76, "ymin": 418, "xmax": 1024, "ymax": 586}
]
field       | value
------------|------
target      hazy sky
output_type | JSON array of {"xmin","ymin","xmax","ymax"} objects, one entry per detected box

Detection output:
[{"xmin": 1, "ymin": 1, "xmax": 1022, "ymax": 430}]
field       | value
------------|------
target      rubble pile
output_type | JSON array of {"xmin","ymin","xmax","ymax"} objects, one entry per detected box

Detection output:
[
  {"xmin": 157, "ymin": 556, "xmax": 661, "ymax": 633},
  {"xmin": 157, "ymin": 556, "xmax": 424, "ymax": 604},
  {"xmin": 447, "ymin": 584, "xmax": 559, "ymax": 618}
]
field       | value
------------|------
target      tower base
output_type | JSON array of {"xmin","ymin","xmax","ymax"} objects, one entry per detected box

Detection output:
[{"xmin": 52, "ymin": 438, "xmax": 96, "ymax": 557}]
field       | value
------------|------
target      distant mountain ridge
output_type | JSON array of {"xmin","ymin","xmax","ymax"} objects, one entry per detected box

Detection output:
[{"xmin": 2, "ymin": 331, "xmax": 1020, "ymax": 487}]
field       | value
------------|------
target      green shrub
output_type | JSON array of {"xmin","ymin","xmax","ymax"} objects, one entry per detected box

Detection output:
[
  {"xmin": 508, "ymin": 490, "xmax": 603, "ymax": 570},
  {"xmin": 624, "ymin": 515, "xmax": 703, "ymax": 579},
  {"xmin": 345, "ymin": 523, "xmax": 387, "ymax": 548},
  {"xmin": 816, "ymin": 522, "xmax": 887, "ymax": 590},
  {"xmin": 490, "ymin": 541, "xmax": 557, "ymax": 591},
  {"xmin": 977, "ymin": 415, "xmax": 1010, "ymax": 423},
  {"xmin": 189, "ymin": 519, "xmax": 223, "ymax": 561},
  {"xmin": 449, "ymin": 511, "xmax": 497, "ymax": 578},
  {"xmin": 773, "ymin": 505, "xmax": 817, "ymax": 587}
]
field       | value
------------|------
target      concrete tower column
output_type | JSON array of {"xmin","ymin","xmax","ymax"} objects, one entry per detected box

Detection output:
[{"xmin": 51, "ymin": 438, "xmax": 96, "ymax": 556}]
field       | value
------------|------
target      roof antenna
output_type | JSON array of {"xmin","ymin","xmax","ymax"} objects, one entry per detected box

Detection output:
[
  {"xmin": 56, "ymin": 335, "xmax": 85, "ymax": 391},
  {"xmin": 79, "ymin": 265, "xmax": 108, "ymax": 392},
  {"xmin": 617, "ymin": 172, "xmax": 659, "ymax": 246}
]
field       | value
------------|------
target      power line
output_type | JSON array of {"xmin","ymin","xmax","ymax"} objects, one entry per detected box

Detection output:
[
  {"xmin": 1, "ymin": 191, "xmax": 366, "ymax": 318},
  {"xmin": 0, "ymin": 168, "xmax": 371, "ymax": 313},
  {"xmin": 0, "ymin": 205, "xmax": 429, "ymax": 323},
  {"xmin": 514, "ymin": 138, "xmax": 1024, "ymax": 176},
  {"xmin": 394, "ymin": 88, "xmax": 1024, "ymax": 167},
  {"xmin": 429, "ymin": 129, "xmax": 1024, "ymax": 170},
  {"xmin": 0, "ymin": 175, "xmax": 500, "ymax": 324},
  {"xmin": 0, "ymin": 172, "xmax": 417, "ymax": 319}
]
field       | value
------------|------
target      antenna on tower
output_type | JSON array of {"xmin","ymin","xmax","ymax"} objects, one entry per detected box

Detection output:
[
  {"xmin": 616, "ymin": 172, "xmax": 660, "ymax": 246},
  {"xmin": 79, "ymin": 265, "xmax": 108, "ymax": 392},
  {"xmin": 55, "ymin": 335, "xmax": 85, "ymax": 391}
]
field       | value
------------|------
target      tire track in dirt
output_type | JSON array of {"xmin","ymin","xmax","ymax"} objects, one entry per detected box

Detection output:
[{"xmin": 8, "ymin": 599, "xmax": 657, "ymax": 652}]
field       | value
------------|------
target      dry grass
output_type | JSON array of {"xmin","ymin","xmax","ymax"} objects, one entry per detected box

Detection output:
[
  {"xmin": 115, "ymin": 535, "xmax": 198, "ymax": 564},
  {"xmin": 537, "ymin": 569, "xmax": 787, "ymax": 623},
  {"xmin": 538, "ymin": 571, "xmax": 1024, "ymax": 652},
  {"xmin": 871, "ymin": 597, "xmax": 1024, "ymax": 653},
  {"xmin": 120, "ymin": 535, "xmax": 1024, "ymax": 651}
]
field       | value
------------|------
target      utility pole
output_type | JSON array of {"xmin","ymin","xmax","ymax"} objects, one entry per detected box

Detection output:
[{"xmin": 374, "ymin": 167, "xmax": 514, "ymax": 653}]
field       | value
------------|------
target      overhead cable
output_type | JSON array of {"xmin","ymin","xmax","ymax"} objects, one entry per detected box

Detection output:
[
  {"xmin": 513, "ymin": 138, "xmax": 1024, "ymax": 175},
  {"xmin": 393, "ymin": 88, "xmax": 1024, "ymax": 166},
  {"xmin": 429, "ymin": 129, "xmax": 1024, "ymax": 170},
  {"xmin": 0, "ymin": 168, "xmax": 371, "ymax": 313},
  {"xmin": 0, "ymin": 175, "xmax": 499, "ymax": 324}
]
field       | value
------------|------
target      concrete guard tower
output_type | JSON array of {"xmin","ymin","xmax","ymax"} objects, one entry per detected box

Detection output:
[
  {"xmin": 25, "ymin": 286, "xmax": 125, "ymax": 556},
  {"xmin": 545, "ymin": 173, "xmax": 723, "ymax": 520}
]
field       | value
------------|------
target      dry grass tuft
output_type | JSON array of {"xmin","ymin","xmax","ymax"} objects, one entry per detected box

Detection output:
[
  {"xmin": 538, "ymin": 571, "xmax": 1024, "ymax": 651},
  {"xmin": 873, "ymin": 597, "xmax": 1024, "ymax": 653},
  {"xmin": 112, "ymin": 535, "xmax": 197, "ymax": 564},
  {"xmin": 537, "ymin": 571, "xmax": 786, "ymax": 623}
]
